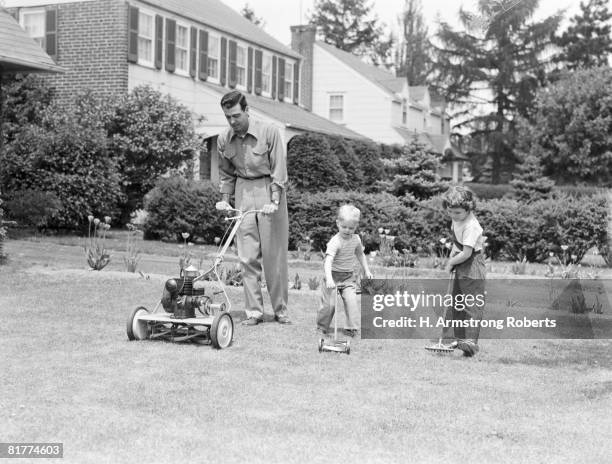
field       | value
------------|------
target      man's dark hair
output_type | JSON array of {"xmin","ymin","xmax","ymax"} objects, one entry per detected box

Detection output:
[{"xmin": 220, "ymin": 90, "xmax": 247, "ymax": 110}]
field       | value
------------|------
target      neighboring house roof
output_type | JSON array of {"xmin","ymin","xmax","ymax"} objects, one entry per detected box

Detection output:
[
  {"xmin": 203, "ymin": 82, "xmax": 366, "ymax": 140},
  {"xmin": 0, "ymin": 8, "xmax": 64, "ymax": 74},
  {"xmin": 392, "ymin": 126, "xmax": 468, "ymax": 160},
  {"xmin": 315, "ymin": 41, "xmax": 403, "ymax": 97},
  {"xmin": 140, "ymin": 0, "xmax": 300, "ymax": 59}
]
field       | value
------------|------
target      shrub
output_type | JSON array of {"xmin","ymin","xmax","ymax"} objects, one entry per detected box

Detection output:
[
  {"xmin": 510, "ymin": 154, "xmax": 554, "ymax": 202},
  {"xmin": 463, "ymin": 182, "xmax": 511, "ymax": 200},
  {"xmin": 3, "ymin": 189, "xmax": 62, "ymax": 229},
  {"xmin": 143, "ymin": 176, "xmax": 226, "ymax": 243},
  {"xmin": 328, "ymin": 135, "xmax": 364, "ymax": 188},
  {"xmin": 0, "ymin": 100, "xmax": 124, "ymax": 230},
  {"xmin": 287, "ymin": 190, "xmax": 408, "ymax": 252},
  {"xmin": 105, "ymin": 85, "xmax": 199, "ymax": 221},
  {"xmin": 287, "ymin": 132, "xmax": 347, "ymax": 191},
  {"xmin": 0, "ymin": 194, "xmax": 6, "ymax": 264},
  {"xmin": 349, "ymin": 139, "xmax": 385, "ymax": 192}
]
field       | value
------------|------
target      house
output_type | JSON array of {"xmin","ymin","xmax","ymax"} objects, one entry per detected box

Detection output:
[
  {"xmin": 5, "ymin": 0, "xmax": 363, "ymax": 183},
  {"xmin": 291, "ymin": 25, "xmax": 467, "ymax": 182}
]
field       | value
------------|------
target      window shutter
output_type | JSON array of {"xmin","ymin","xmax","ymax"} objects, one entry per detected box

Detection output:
[
  {"xmin": 271, "ymin": 56, "xmax": 277, "ymax": 99},
  {"xmin": 198, "ymin": 29, "xmax": 208, "ymax": 80},
  {"xmin": 228, "ymin": 40, "xmax": 237, "ymax": 89},
  {"xmin": 45, "ymin": 8, "xmax": 58, "ymax": 61},
  {"xmin": 165, "ymin": 18, "xmax": 176, "ymax": 72},
  {"xmin": 293, "ymin": 62, "xmax": 299, "ymax": 104},
  {"xmin": 277, "ymin": 58, "xmax": 285, "ymax": 101},
  {"xmin": 247, "ymin": 47, "xmax": 253, "ymax": 93},
  {"xmin": 189, "ymin": 26, "xmax": 197, "ymax": 78},
  {"xmin": 127, "ymin": 6, "xmax": 138, "ymax": 63},
  {"xmin": 154, "ymin": 15, "xmax": 163, "ymax": 69},
  {"xmin": 254, "ymin": 50, "xmax": 262, "ymax": 95},
  {"xmin": 220, "ymin": 37, "xmax": 227, "ymax": 86}
]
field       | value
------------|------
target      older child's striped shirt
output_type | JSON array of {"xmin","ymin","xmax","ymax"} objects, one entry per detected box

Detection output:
[{"xmin": 325, "ymin": 233, "xmax": 365, "ymax": 272}]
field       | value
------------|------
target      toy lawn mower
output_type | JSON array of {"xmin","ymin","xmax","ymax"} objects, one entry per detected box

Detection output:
[{"xmin": 126, "ymin": 207, "xmax": 260, "ymax": 349}]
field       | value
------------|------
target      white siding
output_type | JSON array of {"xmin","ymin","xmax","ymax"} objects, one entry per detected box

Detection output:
[{"xmin": 311, "ymin": 44, "xmax": 403, "ymax": 144}]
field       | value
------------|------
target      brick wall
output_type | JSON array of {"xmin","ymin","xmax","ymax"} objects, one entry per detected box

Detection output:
[{"xmin": 10, "ymin": 0, "xmax": 129, "ymax": 104}]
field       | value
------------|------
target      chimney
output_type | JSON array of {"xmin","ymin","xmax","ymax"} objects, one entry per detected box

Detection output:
[{"xmin": 290, "ymin": 24, "xmax": 316, "ymax": 111}]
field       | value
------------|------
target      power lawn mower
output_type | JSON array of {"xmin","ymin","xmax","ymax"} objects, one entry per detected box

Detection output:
[{"xmin": 126, "ymin": 207, "xmax": 260, "ymax": 349}]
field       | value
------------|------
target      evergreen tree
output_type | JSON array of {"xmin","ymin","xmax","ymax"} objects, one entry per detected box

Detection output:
[
  {"xmin": 309, "ymin": 0, "xmax": 393, "ymax": 67},
  {"xmin": 395, "ymin": 0, "xmax": 431, "ymax": 85},
  {"xmin": 240, "ymin": 3, "xmax": 265, "ymax": 28},
  {"xmin": 431, "ymin": 0, "xmax": 563, "ymax": 183},
  {"xmin": 553, "ymin": 0, "xmax": 612, "ymax": 70}
]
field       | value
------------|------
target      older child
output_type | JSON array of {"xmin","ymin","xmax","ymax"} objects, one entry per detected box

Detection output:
[
  {"xmin": 442, "ymin": 186, "xmax": 486, "ymax": 357},
  {"xmin": 317, "ymin": 205, "xmax": 373, "ymax": 337}
]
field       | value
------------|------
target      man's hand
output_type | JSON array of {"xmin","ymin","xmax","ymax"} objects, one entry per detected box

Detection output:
[
  {"xmin": 364, "ymin": 271, "xmax": 374, "ymax": 280},
  {"xmin": 261, "ymin": 203, "xmax": 279, "ymax": 215},
  {"xmin": 325, "ymin": 277, "xmax": 336, "ymax": 289},
  {"xmin": 215, "ymin": 200, "xmax": 232, "ymax": 211}
]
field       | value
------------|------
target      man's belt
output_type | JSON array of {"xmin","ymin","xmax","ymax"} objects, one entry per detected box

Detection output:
[{"xmin": 235, "ymin": 174, "xmax": 270, "ymax": 180}]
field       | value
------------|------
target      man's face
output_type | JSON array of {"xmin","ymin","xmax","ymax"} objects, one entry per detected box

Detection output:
[{"xmin": 223, "ymin": 103, "xmax": 249, "ymax": 135}]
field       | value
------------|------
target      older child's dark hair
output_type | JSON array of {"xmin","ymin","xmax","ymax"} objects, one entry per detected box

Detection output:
[{"xmin": 442, "ymin": 185, "xmax": 476, "ymax": 211}]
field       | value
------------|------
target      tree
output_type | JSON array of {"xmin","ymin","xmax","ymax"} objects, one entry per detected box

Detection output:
[
  {"xmin": 105, "ymin": 85, "xmax": 198, "ymax": 221},
  {"xmin": 241, "ymin": 3, "xmax": 265, "ymax": 28},
  {"xmin": 309, "ymin": 0, "xmax": 393, "ymax": 67},
  {"xmin": 553, "ymin": 0, "xmax": 612, "ymax": 70},
  {"xmin": 515, "ymin": 66, "xmax": 612, "ymax": 185},
  {"xmin": 381, "ymin": 137, "xmax": 448, "ymax": 200},
  {"xmin": 395, "ymin": 0, "xmax": 432, "ymax": 85},
  {"xmin": 431, "ymin": 0, "xmax": 563, "ymax": 183}
]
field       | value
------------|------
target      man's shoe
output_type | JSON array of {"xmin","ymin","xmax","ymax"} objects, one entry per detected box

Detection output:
[
  {"xmin": 342, "ymin": 329, "xmax": 358, "ymax": 337},
  {"xmin": 242, "ymin": 317, "xmax": 263, "ymax": 326},
  {"xmin": 275, "ymin": 315, "xmax": 292, "ymax": 324}
]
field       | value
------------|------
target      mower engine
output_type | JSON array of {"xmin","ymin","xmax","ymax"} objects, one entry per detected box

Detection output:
[{"xmin": 161, "ymin": 265, "xmax": 220, "ymax": 318}]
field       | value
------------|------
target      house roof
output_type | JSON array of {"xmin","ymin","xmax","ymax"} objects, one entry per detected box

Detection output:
[
  {"xmin": 392, "ymin": 126, "xmax": 468, "ymax": 160},
  {"xmin": 140, "ymin": 0, "xmax": 300, "ymax": 59},
  {"xmin": 202, "ymin": 82, "xmax": 366, "ymax": 140},
  {"xmin": 0, "ymin": 8, "xmax": 64, "ymax": 74},
  {"xmin": 409, "ymin": 85, "xmax": 427, "ymax": 102},
  {"xmin": 315, "ymin": 41, "xmax": 404, "ymax": 98}
]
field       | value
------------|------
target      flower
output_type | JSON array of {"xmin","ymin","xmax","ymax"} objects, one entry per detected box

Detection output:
[
  {"xmin": 370, "ymin": 251, "xmax": 377, "ymax": 258},
  {"xmin": 93, "ymin": 218, "xmax": 100, "ymax": 225},
  {"xmin": 378, "ymin": 227, "xmax": 384, "ymax": 234},
  {"xmin": 549, "ymin": 252, "xmax": 554, "ymax": 257},
  {"xmin": 384, "ymin": 229, "xmax": 390, "ymax": 235},
  {"xmin": 445, "ymin": 242, "xmax": 452, "ymax": 249},
  {"xmin": 181, "ymin": 232, "xmax": 190, "ymax": 240},
  {"xmin": 104, "ymin": 216, "xmax": 111, "ymax": 224},
  {"xmin": 214, "ymin": 237, "xmax": 221, "ymax": 245},
  {"xmin": 561, "ymin": 245, "xmax": 569, "ymax": 251},
  {"xmin": 571, "ymin": 254, "xmax": 577, "ymax": 261},
  {"xmin": 440, "ymin": 238, "xmax": 447, "ymax": 244},
  {"xmin": 87, "ymin": 215, "xmax": 94, "ymax": 222},
  {"xmin": 188, "ymin": 242, "xmax": 194, "ymax": 247}
]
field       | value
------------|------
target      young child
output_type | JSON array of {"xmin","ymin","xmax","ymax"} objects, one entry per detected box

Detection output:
[
  {"xmin": 442, "ymin": 185, "xmax": 486, "ymax": 357},
  {"xmin": 316, "ymin": 205, "xmax": 373, "ymax": 337}
]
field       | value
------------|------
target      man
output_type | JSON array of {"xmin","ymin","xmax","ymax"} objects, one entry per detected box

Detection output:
[{"xmin": 215, "ymin": 90, "xmax": 290, "ymax": 325}]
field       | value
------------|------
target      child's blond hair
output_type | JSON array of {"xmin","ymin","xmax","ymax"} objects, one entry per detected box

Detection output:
[{"xmin": 337, "ymin": 204, "xmax": 361, "ymax": 223}]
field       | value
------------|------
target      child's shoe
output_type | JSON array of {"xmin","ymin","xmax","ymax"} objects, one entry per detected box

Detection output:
[
  {"xmin": 342, "ymin": 329, "xmax": 359, "ymax": 337},
  {"xmin": 456, "ymin": 339, "xmax": 479, "ymax": 357}
]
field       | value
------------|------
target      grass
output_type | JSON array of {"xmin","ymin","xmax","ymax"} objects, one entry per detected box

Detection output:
[{"xmin": 1, "ymin": 238, "xmax": 612, "ymax": 463}]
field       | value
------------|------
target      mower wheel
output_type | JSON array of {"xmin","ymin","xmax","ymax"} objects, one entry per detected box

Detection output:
[
  {"xmin": 127, "ymin": 306, "xmax": 151, "ymax": 341},
  {"xmin": 318, "ymin": 338, "xmax": 324, "ymax": 353},
  {"xmin": 346, "ymin": 340, "xmax": 351, "ymax": 355},
  {"xmin": 210, "ymin": 312, "xmax": 234, "ymax": 349}
]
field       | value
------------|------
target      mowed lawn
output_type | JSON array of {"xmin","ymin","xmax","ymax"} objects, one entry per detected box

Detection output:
[{"xmin": 1, "ymin": 239, "xmax": 612, "ymax": 464}]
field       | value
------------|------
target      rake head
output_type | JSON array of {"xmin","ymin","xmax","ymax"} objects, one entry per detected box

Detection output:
[{"xmin": 424, "ymin": 341, "xmax": 455, "ymax": 354}]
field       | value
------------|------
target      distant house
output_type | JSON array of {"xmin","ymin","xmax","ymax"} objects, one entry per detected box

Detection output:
[
  {"xmin": 5, "ymin": 0, "xmax": 362, "ymax": 183},
  {"xmin": 291, "ymin": 25, "xmax": 467, "ymax": 182}
]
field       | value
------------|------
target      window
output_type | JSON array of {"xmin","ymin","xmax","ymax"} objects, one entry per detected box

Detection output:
[
  {"xmin": 20, "ymin": 9, "xmax": 45, "ymax": 47},
  {"xmin": 261, "ymin": 54, "xmax": 272, "ymax": 94},
  {"xmin": 236, "ymin": 45, "xmax": 246, "ymax": 87},
  {"xmin": 284, "ymin": 61, "xmax": 293, "ymax": 101},
  {"xmin": 329, "ymin": 94, "xmax": 344, "ymax": 122},
  {"xmin": 207, "ymin": 34, "xmax": 220, "ymax": 80},
  {"xmin": 175, "ymin": 24, "xmax": 189, "ymax": 73},
  {"xmin": 137, "ymin": 11, "xmax": 154, "ymax": 66},
  {"xmin": 402, "ymin": 99, "xmax": 407, "ymax": 125}
]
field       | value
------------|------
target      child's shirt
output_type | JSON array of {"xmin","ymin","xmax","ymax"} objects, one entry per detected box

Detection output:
[
  {"xmin": 325, "ymin": 233, "xmax": 364, "ymax": 272},
  {"xmin": 451, "ymin": 212, "xmax": 484, "ymax": 253}
]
